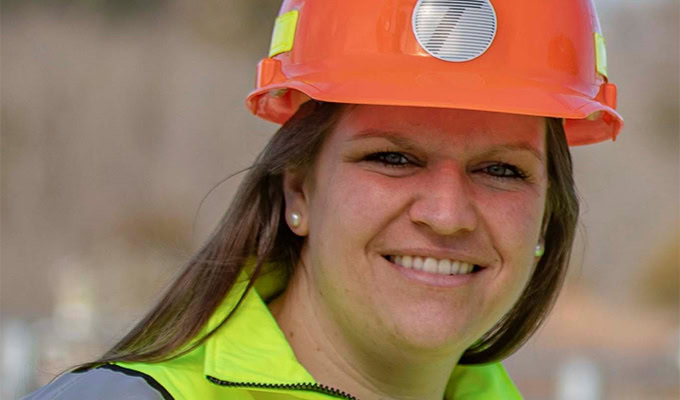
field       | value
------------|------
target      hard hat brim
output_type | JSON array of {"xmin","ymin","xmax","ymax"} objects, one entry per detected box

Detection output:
[{"xmin": 247, "ymin": 70, "xmax": 623, "ymax": 146}]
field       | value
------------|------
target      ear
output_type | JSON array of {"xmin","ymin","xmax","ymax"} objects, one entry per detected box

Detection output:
[{"xmin": 282, "ymin": 167, "xmax": 310, "ymax": 237}]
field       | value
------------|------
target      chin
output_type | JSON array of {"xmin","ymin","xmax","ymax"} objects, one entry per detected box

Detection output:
[{"xmin": 384, "ymin": 302, "xmax": 480, "ymax": 353}]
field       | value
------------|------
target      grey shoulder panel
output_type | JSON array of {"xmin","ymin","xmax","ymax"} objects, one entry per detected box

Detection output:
[{"xmin": 22, "ymin": 365, "xmax": 172, "ymax": 400}]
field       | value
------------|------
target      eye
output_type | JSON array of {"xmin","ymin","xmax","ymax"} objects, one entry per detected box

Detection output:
[
  {"xmin": 482, "ymin": 163, "xmax": 528, "ymax": 180},
  {"xmin": 364, "ymin": 151, "xmax": 414, "ymax": 168}
]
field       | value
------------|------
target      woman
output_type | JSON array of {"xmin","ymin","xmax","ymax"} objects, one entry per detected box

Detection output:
[{"xmin": 26, "ymin": 0, "xmax": 622, "ymax": 399}]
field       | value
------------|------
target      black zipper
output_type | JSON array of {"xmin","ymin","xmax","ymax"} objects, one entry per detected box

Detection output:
[{"xmin": 207, "ymin": 375, "xmax": 358, "ymax": 399}]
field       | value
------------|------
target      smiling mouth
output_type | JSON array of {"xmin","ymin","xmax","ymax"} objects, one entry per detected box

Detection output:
[{"xmin": 384, "ymin": 255, "xmax": 483, "ymax": 275}]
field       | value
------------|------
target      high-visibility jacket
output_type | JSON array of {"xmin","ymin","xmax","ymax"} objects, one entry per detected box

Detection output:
[{"xmin": 25, "ymin": 269, "xmax": 523, "ymax": 399}]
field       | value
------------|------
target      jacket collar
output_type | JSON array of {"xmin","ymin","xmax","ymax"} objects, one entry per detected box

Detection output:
[
  {"xmin": 203, "ymin": 270, "xmax": 316, "ymax": 385},
  {"xmin": 201, "ymin": 268, "xmax": 522, "ymax": 399}
]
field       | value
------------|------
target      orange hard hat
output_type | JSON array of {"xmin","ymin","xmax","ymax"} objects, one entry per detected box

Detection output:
[{"xmin": 246, "ymin": 0, "xmax": 622, "ymax": 146}]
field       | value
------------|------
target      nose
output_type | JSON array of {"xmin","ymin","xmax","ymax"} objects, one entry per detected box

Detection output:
[{"xmin": 407, "ymin": 163, "xmax": 478, "ymax": 236}]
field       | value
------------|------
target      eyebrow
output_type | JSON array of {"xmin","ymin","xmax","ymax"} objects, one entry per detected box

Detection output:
[
  {"xmin": 348, "ymin": 129, "xmax": 545, "ymax": 164},
  {"xmin": 483, "ymin": 144, "xmax": 545, "ymax": 164},
  {"xmin": 347, "ymin": 129, "xmax": 422, "ymax": 152}
]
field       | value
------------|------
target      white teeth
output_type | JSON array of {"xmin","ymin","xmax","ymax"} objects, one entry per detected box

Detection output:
[
  {"xmin": 437, "ymin": 259, "xmax": 451, "ymax": 274},
  {"xmin": 389, "ymin": 255, "xmax": 478, "ymax": 275},
  {"xmin": 423, "ymin": 257, "xmax": 438, "ymax": 273},
  {"xmin": 451, "ymin": 261, "xmax": 461, "ymax": 274},
  {"xmin": 461, "ymin": 262, "xmax": 472, "ymax": 274}
]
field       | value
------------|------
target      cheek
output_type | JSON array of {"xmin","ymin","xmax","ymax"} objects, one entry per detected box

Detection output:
[
  {"xmin": 305, "ymin": 168, "xmax": 407, "ymax": 307},
  {"xmin": 310, "ymin": 167, "xmax": 405, "ymax": 247},
  {"xmin": 476, "ymin": 189, "xmax": 546, "ymax": 307},
  {"xmin": 478, "ymin": 186, "xmax": 546, "ymax": 250}
]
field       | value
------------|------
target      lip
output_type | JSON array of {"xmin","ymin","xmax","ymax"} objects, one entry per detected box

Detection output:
[{"xmin": 381, "ymin": 254, "xmax": 484, "ymax": 288}]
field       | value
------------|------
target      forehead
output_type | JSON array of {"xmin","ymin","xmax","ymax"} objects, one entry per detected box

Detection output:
[{"xmin": 334, "ymin": 105, "xmax": 546, "ymax": 151}]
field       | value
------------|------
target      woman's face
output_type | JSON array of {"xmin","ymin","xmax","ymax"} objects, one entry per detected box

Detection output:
[{"xmin": 287, "ymin": 105, "xmax": 548, "ymax": 356}]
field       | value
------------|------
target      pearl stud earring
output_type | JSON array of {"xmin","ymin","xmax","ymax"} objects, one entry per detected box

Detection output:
[
  {"xmin": 535, "ymin": 244, "xmax": 545, "ymax": 258},
  {"xmin": 290, "ymin": 212, "xmax": 301, "ymax": 228}
]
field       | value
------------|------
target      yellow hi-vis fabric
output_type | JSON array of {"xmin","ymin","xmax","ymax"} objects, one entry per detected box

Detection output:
[{"xmin": 115, "ymin": 268, "xmax": 523, "ymax": 399}]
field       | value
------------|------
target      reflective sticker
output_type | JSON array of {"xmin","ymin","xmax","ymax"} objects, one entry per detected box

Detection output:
[
  {"xmin": 594, "ymin": 32, "xmax": 608, "ymax": 78},
  {"xmin": 269, "ymin": 10, "xmax": 299, "ymax": 58},
  {"xmin": 412, "ymin": 0, "xmax": 497, "ymax": 62}
]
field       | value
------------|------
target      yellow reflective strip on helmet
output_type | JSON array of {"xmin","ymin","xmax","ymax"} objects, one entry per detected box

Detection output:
[
  {"xmin": 594, "ymin": 32, "xmax": 608, "ymax": 78},
  {"xmin": 269, "ymin": 10, "xmax": 299, "ymax": 58}
]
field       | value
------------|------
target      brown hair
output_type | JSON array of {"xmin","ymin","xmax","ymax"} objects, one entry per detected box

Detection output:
[{"xmin": 93, "ymin": 102, "xmax": 578, "ymax": 366}]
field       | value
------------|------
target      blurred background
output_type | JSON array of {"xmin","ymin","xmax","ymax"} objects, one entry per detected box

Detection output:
[{"xmin": 1, "ymin": 0, "xmax": 678, "ymax": 399}]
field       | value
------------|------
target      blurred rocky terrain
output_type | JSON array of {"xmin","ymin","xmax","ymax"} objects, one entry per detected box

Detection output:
[{"xmin": 1, "ymin": 0, "xmax": 678, "ymax": 399}]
